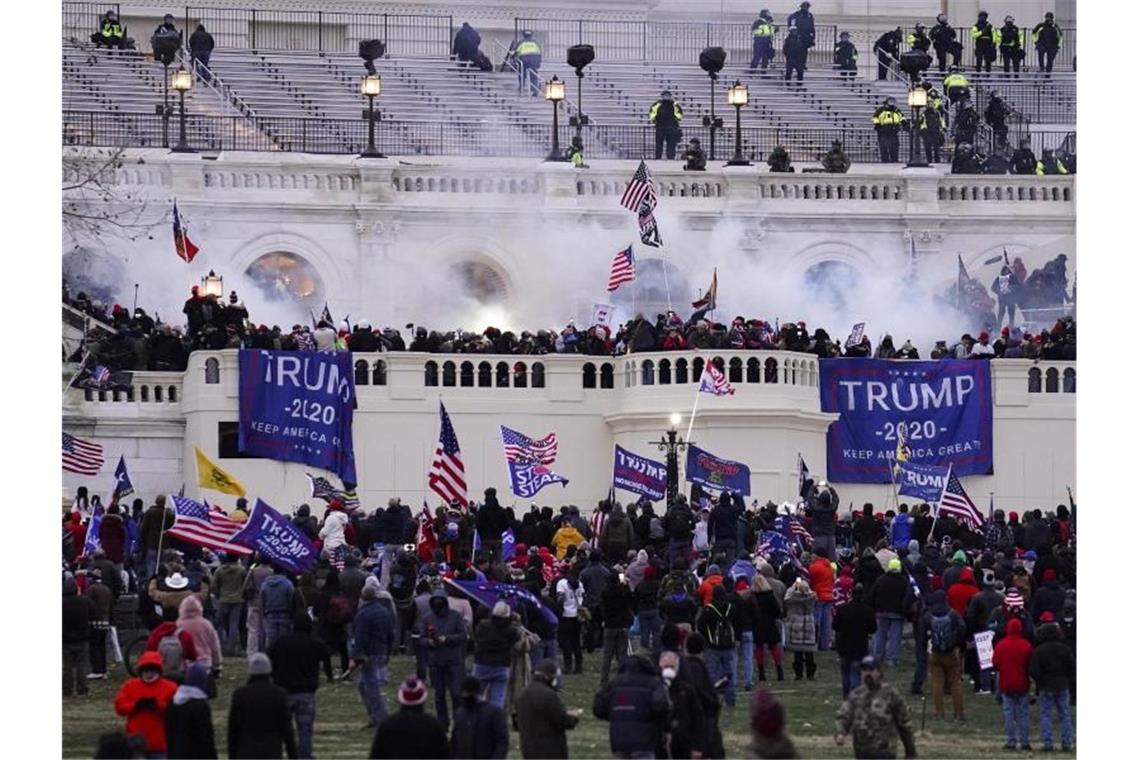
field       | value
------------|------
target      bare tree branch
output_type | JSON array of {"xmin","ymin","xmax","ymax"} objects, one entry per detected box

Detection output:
[{"xmin": 62, "ymin": 147, "xmax": 166, "ymax": 245}]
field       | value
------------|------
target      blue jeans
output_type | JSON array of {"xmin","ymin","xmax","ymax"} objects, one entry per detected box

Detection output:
[
  {"xmin": 1001, "ymin": 693, "xmax": 1030, "ymax": 747},
  {"xmin": 814, "ymin": 601, "xmax": 834, "ymax": 651},
  {"xmin": 840, "ymin": 656, "xmax": 862, "ymax": 698},
  {"xmin": 430, "ymin": 661, "xmax": 465, "ymax": 728},
  {"xmin": 287, "ymin": 692, "xmax": 316, "ymax": 758},
  {"xmin": 518, "ymin": 55, "xmax": 540, "ymax": 95},
  {"xmin": 217, "ymin": 602, "xmax": 243, "ymax": 653},
  {"xmin": 873, "ymin": 614, "xmax": 904, "ymax": 665},
  {"xmin": 704, "ymin": 647, "xmax": 737, "ymax": 707},
  {"xmin": 1039, "ymin": 690, "xmax": 1073, "ymax": 749},
  {"xmin": 737, "ymin": 632, "xmax": 755, "ymax": 687},
  {"xmin": 263, "ymin": 612, "xmax": 292, "ymax": 652},
  {"xmin": 638, "ymin": 610, "xmax": 662, "ymax": 652},
  {"xmin": 530, "ymin": 638, "xmax": 558, "ymax": 670},
  {"xmin": 357, "ymin": 655, "xmax": 389, "ymax": 726},
  {"xmin": 472, "ymin": 663, "xmax": 511, "ymax": 710}
]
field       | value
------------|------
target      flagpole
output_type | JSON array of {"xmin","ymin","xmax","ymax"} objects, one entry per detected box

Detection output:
[
  {"xmin": 661, "ymin": 260, "xmax": 673, "ymax": 313},
  {"xmin": 684, "ymin": 354, "xmax": 711, "ymax": 443}
]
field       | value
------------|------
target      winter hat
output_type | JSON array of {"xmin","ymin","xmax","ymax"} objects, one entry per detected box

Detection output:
[
  {"xmin": 981, "ymin": 569, "xmax": 996, "ymax": 587},
  {"xmin": 707, "ymin": 564, "xmax": 721, "ymax": 575},
  {"xmin": 637, "ymin": 549, "xmax": 649, "ymax": 563},
  {"xmin": 735, "ymin": 578, "xmax": 750, "ymax": 591},
  {"xmin": 1042, "ymin": 569, "xmax": 1057, "ymax": 583},
  {"xmin": 1024, "ymin": 550, "xmax": 1038, "ymax": 561},
  {"xmin": 185, "ymin": 661, "xmax": 211, "ymax": 691},
  {"xmin": 907, "ymin": 539, "xmax": 920, "ymax": 555},
  {"xmin": 952, "ymin": 550, "xmax": 968, "ymax": 565},
  {"xmin": 887, "ymin": 558, "xmax": 902, "ymax": 573},
  {"xmin": 248, "ymin": 653, "xmax": 272, "ymax": 676},
  {"xmin": 1004, "ymin": 589, "xmax": 1025, "ymax": 610},
  {"xmin": 1039, "ymin": 611, "xmax": 1056, "ymax": 623},
  {"xmin": 750, "ymin": 689, "xmax": 787, "ymax": 739},
  {"xmin": 492, "ymin": 601, "xmax": 511, "ymax": 619},
  {"xmin": 398, "ymin": 676, "xmax": 428, "ymax": 706}
]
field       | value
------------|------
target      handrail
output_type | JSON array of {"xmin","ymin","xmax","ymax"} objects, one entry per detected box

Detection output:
[{"xmin": 188, "ymin": 54, "xmax": 257, "ymax": 120}]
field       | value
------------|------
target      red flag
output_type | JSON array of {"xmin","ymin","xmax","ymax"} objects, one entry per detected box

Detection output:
[
  {"xmin": 173, "ymin": 200, "xmax": 199, "ymax": 263},
  {"xmin": 416, "ymin": 503, "xmax": 438, "ymax": 562}
]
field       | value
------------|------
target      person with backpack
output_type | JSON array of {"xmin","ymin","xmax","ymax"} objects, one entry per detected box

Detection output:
[
  {"xmin": 593, "ymin": 654, "xmax": 673, "ymax": 758},
  {"xmin": 665, "ymin": 498, "xmax": 695, "ymax": 564},
  {"xmin": 260, "ymin": 566, "xmax": 300, "ymax": 652},
  {"xmin": 176, "ymin": 596, "xmax": 222, "ymax": 694},
  {"xmin": 601, "ymin": 506, "xmax": 634, "ymax": 564},
  {"xmin": 313, "ymin": 570, "xmax": 352, "ymax": 681},
  {"xmin": 695, "ymin": 584, "xmax": 741, "ymax": 706},
  {"xmin": 832, "ymin": 583, "xmax": 877, "ymax": 698},
  {"xmin": 164, "ymin": 662, "xmax": 217, "ymax": 759},
  {"xmin": 212, "ymin": 554, "xmax": 247, "ymax": 656},
  {"xmin": 924, "ymin": 589, "xmax": 967, "ymax": 720},
  {"xmin": 268, "ymin": 612, "xmax": 326, "ymax": 758},
  {"xmin": 228, "ymin": 653, "xmax": 297, "ymax": 759},
  {"xmin": 992, "ymin": 618, "xmax": 1034, "ymax": 750},
  {"xmin": 355, "ymin": 584, "xmax": 397, "ymax": 728},
  {"xmin": 146, "ymin": 606, "xmax": 199, "ymax": 683}
]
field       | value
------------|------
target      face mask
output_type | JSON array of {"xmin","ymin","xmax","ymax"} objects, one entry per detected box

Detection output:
[{"xmin": 662, "ymin": 667, "xmax": 677, "ymax": 682}]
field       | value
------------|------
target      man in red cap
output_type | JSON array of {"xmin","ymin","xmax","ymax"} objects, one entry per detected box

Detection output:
[
  {"xmin": 970, "ymin": 331, "xmax": 995, "ymax": 359},
  {"xmin": 370, "ymin": 676, "xmax": 449, "ymax": 758}
]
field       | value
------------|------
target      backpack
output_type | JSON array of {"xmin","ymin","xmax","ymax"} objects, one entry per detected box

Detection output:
[
  {"xmin": 326, "ymin": 594, "xmax": 353, "ymax": 625},
  {"xmin": 158, "ymin": 631, "xmax": 185, "ymax": 678},
  {"xmin": 666, "ymin": 507, "xmax": 690, "ymax": 540},
  {"xmin": 649, "ymin": 517, "xmax": 665, "ymax": 542},
  {"xmin": 706, "ymin": 604, "xmax": 735, "ymax": 649},
  {"xmin": 929, "ymin": 611, "xmax": 959, "ymax": 653}
]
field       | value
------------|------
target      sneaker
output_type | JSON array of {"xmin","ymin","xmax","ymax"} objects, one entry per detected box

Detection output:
[
  {"xmin": 1004, "ymin": 744, "xmax": 1017, "ymax": 751},
  {"xmin": 86, "ymin": 673, "xmax": 107, "ymax": 680},
  {"xmin": 1020, "ymin": 745, "xmax": 1032, "ymax": 751}
]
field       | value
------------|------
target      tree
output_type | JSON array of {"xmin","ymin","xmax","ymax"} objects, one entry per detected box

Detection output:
[{"xmin": 62, "ymin": 147, "xmax": 165, "ymax": 246}]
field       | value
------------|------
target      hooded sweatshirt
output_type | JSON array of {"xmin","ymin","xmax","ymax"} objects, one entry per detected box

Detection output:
[
  {"xmin": 177, "ymin": 595, "xmax": 222, "ymax": 668},
  {"xmin": 947, "ymin": 567, "xmax": 980, "ymax": 617},
  {"xmin": 992, "ymin": 617, "xmax": 1033, "ymax": 694}
]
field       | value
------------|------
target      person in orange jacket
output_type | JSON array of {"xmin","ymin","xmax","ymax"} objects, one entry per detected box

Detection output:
[
  {"xmin": 697, "ymin": 563, "xmax": 725, "ymax": 607},
  {"xmin": 114, "ymin": 651, "xmax": 178, "ymax": 756}
]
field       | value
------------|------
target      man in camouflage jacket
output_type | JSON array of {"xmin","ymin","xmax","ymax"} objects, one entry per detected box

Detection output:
[{"xmin": 835, "ymin": 656, "xmax": 918, "ymax": 759}]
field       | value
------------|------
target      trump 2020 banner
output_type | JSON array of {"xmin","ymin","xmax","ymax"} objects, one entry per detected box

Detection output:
[
  {"xmin": 238, "ymin": 349, "xmax": 358, "ymax": 486},
  {"xmin": 613, "ymin": 445, "xmax": 667, "ymax": 501},
  {"xmin": 896, "ymin": 460, "xmax": 951, "ymax": 503},
  {"xmin": 819, "ymin": 359, "xmax": 993, "ymax": 483},
  {"xmin": 685, "ymin": 445, "xmax": 751, "ymax": 495},
  {"xmin": 230, "ymin": 498, "xmax": 318, "ymax": 573}
]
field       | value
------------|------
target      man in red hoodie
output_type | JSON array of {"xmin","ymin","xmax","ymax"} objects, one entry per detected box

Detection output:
[
  {"xmin": 947, "ymin": 566, "xmax": 983, "ymax": 691},
  {"xmin": 808, "ymin": 547, "xmax": 835, "ymax": 651},
  {"xmin": 992, "ymin": 618, "xmax": 1033, "ymax": 751}
]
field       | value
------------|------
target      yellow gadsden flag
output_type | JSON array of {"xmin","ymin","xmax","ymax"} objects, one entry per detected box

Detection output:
[{"xmin": 195, "ymin": 447, "xmax": 246, "ymax": 496}]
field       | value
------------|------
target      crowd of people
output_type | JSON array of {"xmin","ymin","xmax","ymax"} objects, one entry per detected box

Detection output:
[{"xmin": 64, "ymin": 476, "xmax": 1076, "ymax": 757}]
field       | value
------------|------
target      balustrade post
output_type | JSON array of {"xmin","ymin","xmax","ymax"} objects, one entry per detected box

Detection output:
[{"xmin": 251, "ymin": 8, "xmax": 257, "ymax": 49}]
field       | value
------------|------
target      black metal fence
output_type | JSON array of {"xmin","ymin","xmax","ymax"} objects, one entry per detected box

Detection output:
[
  {"xmin": 63, "ymin": 1, "xmax": 119, "ymax": 41},
  {"xmin": 973, "ymin": 81, "xmax": 1076, "ymax": 125}
]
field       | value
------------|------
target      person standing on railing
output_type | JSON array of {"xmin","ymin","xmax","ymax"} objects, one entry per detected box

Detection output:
[
  {"xmin": 872, "ymin": 97, "xmax": 906, "ymax": 163},
  {"xmin": 997, "ymin": 17, "xmax": 1025, "ymax": 77},
  {"xmin": 783, "ymin": 26, "xmax": 809, "ymax": 86},
  {"xmin": 189, "ymin": 24, "xmax": 215, "ymax": 78},
  {"xmin": 971, "ymin": 11, "xmax": 998, "ymax": 73},
  {"xmin": 92, "ymin": 10, "xmax": 127, "ymax": 51},
  {"xmin": 873, "ymin": 27, "xmax": 903, "ymax": 80},
  {"xmin": 930, "ymin": 14, "xmax": 961, "ymax": 72},
  {"xmin": 834, "ymin": 32, "xmax": 858, "ymax": 82},
  {"xmin": 509, "ymin": 31, "xmax": 542, "ymax": 97},
  {"xmin": 787, "ymin": 2, "xmax": 816, "ymax": 50},
  {"xmin": 749, "ymin": 10, "xmax": 777, "ymax": 72},
  {"xmin": 649, "ymin": 90, "xmax": 684, "ymax": 160},
  {"xmin": 1032, "ymin": 13, "xmax": 1063, "ymax": 75}
]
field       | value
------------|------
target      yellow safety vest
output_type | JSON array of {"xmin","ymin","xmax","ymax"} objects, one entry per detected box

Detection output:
[
  {"xmin": 102, "ymin": 22, "xmax": 124, "ymax": 38},
  {"xmin": 515, "ymin": 40, "xmax": 541, "ymax": 56},
  {"xmin": 1035, "ymin": 159, "xmax": 1069, "ymax": 176},
  {"xmin": 753, "ymin": 23, "xmax": 774, "ymax": 38},
  {"xmin": 648, "ymin": 101, "xmax": 684, "ymax": 123},
  {"xmin": 971, "ymin": 23, "xmax": 995, "ymax": 42},
  {"xmin": 997, "ymin": 27, "xmax": 1024, "ymax": 48},
  {"xmin": 872, "ymin": 108, "xmax": 904, "ymax": 127},
  {"xmin": 943, "ymin": 73, "xmax": 969, "ymax": 90}
]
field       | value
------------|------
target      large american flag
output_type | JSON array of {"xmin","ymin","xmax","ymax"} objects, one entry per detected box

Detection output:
[
  {"xmin": 429, "ymin": 403, "xmax": 468, "ymax": 507},
  {"xmin": 500, "ymin": 425, "xmax": 558, "ymax": 466},
  {"xmin": 607, "ymin": 245, "xmax": 636, "ymax": 292},
  {"xmin": 937, "ymin": 469, "xmax": 984, "ymax": 530},
  {"xmin": 62, "ymin": 432, "xmax": 104, "ymax": 475},
  {"xmin": 775, "ymin": 514, "xmax": 814, "ymax": 548},
  {"xmin": 620, "ymin": 160, "xmax": 657, "ymax": 212},
  {"xmin": 699, "ymin": 361, "xmax": 735, "ymax": 396},
  {"xmin": 167, "ymin": 493, "xmax": 251, "ymax": 555}
]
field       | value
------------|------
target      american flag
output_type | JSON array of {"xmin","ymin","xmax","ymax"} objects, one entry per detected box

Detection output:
[
  {"xmin": 306, "ymin": 473, "xmax": 340, "ymax": 502},
  {"xmin": 62, "ymin": 432, "xmax": 104, "ymax": 475},
  {"xmin": 429, "ymin": 403, "xmax": 468, "ymax": 507},
  {"xmin": 937, "ymin": 468, "xmax": 984, "ymax": 530},
  {"xmin": 775, "ymin": 514, "xmax": 814, "ymax": 548},
  {"xmin": 167, "ymin": 493, "xmax": 251, "ymax": 555},
  {"xmin": 92, "ymin": 365, "xmax": 111, "ymax": 385},
  {"xmin": 607, "ymin": 245, "xmax": 636, "ymax": 292},
  {"xmin": 699, "ymin": 361, "xmax": 735, "ymax": 396},
  {"xmin": 620, "ymin": 160, "xmax": 657, "ymax": 212},
  {"xmin": 500, "ymin": 425, "xmax": 558, "ymax": 466},
  {"xmin": 638, "ymin": 197, "xmax": 663, "ymax": 248},
  {"xmin": 172, "ymin": 200, "xmax": 199, "ymax": 263}
]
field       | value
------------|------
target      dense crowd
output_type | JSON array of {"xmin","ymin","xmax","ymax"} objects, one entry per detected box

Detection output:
[{"xmin": 64, "ymin": 478, "xmax": 1076, "ymax": 758}]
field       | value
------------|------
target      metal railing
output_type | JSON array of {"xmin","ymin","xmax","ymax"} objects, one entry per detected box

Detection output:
[
  {"xmin": 63, "ymin": 2, "xmax": 120, "ymax": 42},
  {"xmin": 972, "ymin": 81, "xmax": 1076, "ymax": 125}
]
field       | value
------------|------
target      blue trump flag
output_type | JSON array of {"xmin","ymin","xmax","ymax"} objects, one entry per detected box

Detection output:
[
  {"xmin": 896, "ymin": 460, "xmax": 951, "ymax": 503},
  {"xmin": 238, "ymin": 350, "xmax": 358, "ymax": 487},
  {"xmin": 685, "ymin": 445, "xmax": 751, "ymax": 495},
  {"xmin": 112, "ymin": 455, "xmax": 134, "ymax": 503},
  {"xmin": 506, "ymin": 461, "xmax": 569, "ymax": 499},
  {"xmin": 819, "ymin": 359, "xmax": 993, "ymax": 483},
  {"xmin": 445, "ymin": 577, "xmax": 560, "ymax": 628},
  {"xmin": 613, "ymin": 445, "xmax": 667, "ymax": 501},
  {"xmin": 501, "ymin": 528, "xmax": 516, "ymax": 563},
  {"xmin": 230, "ymin": 498, "xmax": 319, "ymax": 574},
  {"xmin": 83, "ymin": 504, "xmax": 103, "ymax": 557}
]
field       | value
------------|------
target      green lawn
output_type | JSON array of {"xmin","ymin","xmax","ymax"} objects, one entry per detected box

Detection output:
[{"xmin": 64, "ymin": 643, "xmax": 1075, "ymax": 758}]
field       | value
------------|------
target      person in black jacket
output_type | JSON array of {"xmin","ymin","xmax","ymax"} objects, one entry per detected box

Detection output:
[
  {"xmin": 227, "ymin": 653, "xmax": 297, "ymax": 759},
  {"xmin": 165, "ymin": 662, "xmax": 218, "ymax": 759},
  {"xmin": 783, "ymin": 26, "xmax": 808, "ymax": 85},
  {"xmin": 853, "ymin": 504, "xmax": 882, "ymax": 554},
  {"xmin": 599, "ymin": 572, "xmax": 635, "ymax": 685},
  {"xmin": 452, "ymin": 22, "xmax": 482, "ymax": 65},
  {"xmin": 472, "ymin": 601, "xmax": 520, "ymax": 710},
  {"xmin": 593, "ymin": 654, "xmax": 672, "ymax": 758},
  {"xmin": 450, "ymin": 676, "xmax": 509, "ymax": 759},
  {"xmin": 269, "ymin": 613, "xmax": 326, "ymax": 759},
  {"xmin": 660, "ymin": 649, "xmax": 707, "ymax": 759},
  {"xmin": 868, "ymin": 559, "xmax": 911, "ymax": 667},
  {"xmin": 371, "ymin": 676, "xmax": 451, "ymax": 759},
  {"xmin": 931, "ymin": 14, "xmax": 961, "ymax": 71},
  {"xmin": 833, "ymin": 584, "xmax": 877, "ymax": 697},
  {"xmin": 809, "ymin": 481, "xmax": 839, "ymax": 559},
  {"xmin": 476, "ymin": 488, "xmax": 509, "ymax": 559},
  {"xmin": 787, "ymin": 2, "xmax": 816, "ymax": 48},
  {"xmin": 1030, "ymin": 618, "xmax": 1074, "ymax": 751},
  {"xmin": 63, "ymin": 573, "xmax": 94, "ymax": 696},
  {"xmin": 188, "ymin": 24, "xmax": 215, "ymax": 72},
  {"xmin": 682, "ymin": 633, "xmax": 726, "ymax": 758},
  {"xmin": 874, "ymin": 27, "xmax": 903, "ymax": 80}
]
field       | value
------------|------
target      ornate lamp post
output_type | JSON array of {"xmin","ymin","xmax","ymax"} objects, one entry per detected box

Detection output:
[
  {"xmin": 170, "ymin": 64, "xmax": 194, "ymax": 153},
  {"xmin": 201, "ymin": 270, "xmax": 224, "ymax": 298},
  {"xmin": 654, "ymin": 412, "xmax": 689, "ymax": 505},
  {"xmin": 544, "ymin": 76, "xmax": 568, "ymax": 162},
  {"xmin": 906, "ymin": 84, "xmax": 929, "ymax": 168},
  {"xmin": 726, "ymin": 80, "xmax": 752, "ymax": 166},
  {"xmin": 360, "ymin": 73, "xmax": 385, "ymax": 158}
]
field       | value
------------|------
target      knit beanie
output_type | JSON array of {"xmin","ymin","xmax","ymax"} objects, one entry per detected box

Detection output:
[
  {"xmin": 750, "ymin": 689, "xmax": 787, "ymax": 739},
  {"xmin": 398, "ymin": 676, "xmax": 428, "ymax": 706}
]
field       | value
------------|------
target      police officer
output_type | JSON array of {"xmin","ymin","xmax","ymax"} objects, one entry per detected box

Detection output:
[
  {"xmin": 1032, "ymin": 12, "xmax": 1064, "ymax": 75},
  {"xmin": 511, "ymin": 30, "xmax": 542, "ymax": 96},
  {"xmin": 943, "ymin": 67, "xmax": 971, "ymax": 109},
  {"xmin": 930, "ymin": 13, "xmax": 961, "ymax": 72},
  {"xmin": 871, "ymin": 97, "xmax": 906, "ymax": 163},
  {"xmin": 783, "ymin": 25, "xmax": 809, "ymax": 85},
  {"xmin": 834, "ymin": 31, "xmax": 858, "ymax": 81},
  {"xmin": 953, "ymin": 97, "xmax": 979, "ymax": 147},
  {"xmin": 907, "ymin": 23, "xmax": 931, "ymax": 53},
  {"xmin": 788, "ymin": 2, "xmax": 816, "ymax": 49},
  {"xmin": 1036, "ymin": 148, "xmax": 1070, "ymax": 176},
  {"xmin": 873, "ymin": 27, "xmax": 903, "ymax": 80},
  {"xmin": 971, "ymin": 11, "xmax": 997, "ymax": 73},
  {"xmin": 93, "ymin": 10, "xmax": 126, "ymax": 50},
  {"xmin": 997, "ymin": 16, "xmax": 1024, "ymax": 76},
  {"xmin": 984, "ymin": 92, "xmax": 1010, "ymax": 146},
  {"xmin": 750, "ymin": 10, "xmax": 777, "ymax": 72},
  {"xmin": 649, "ymin": 90, "xmax": 684, "ymax": 160},
  {"xmin": 1010, "ymin": 139, "xmax": 1037, "ymax": 175},
  {"xmin": 918, "ymin": 101, "xmax": 946, "ymax": 164},
  {"xmin": 834, "ymin": 656, "xmax": 918, "ymax": 759}
]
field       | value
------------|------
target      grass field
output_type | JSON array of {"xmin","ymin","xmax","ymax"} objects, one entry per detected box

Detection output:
[{"xmin": 63, "ymin": 642, "xmax": 1075, "ymax": 758}]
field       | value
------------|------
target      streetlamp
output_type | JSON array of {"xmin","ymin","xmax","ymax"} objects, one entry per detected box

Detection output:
[
  {"xmin": 906, "ymin": 84, "xmax": 929, "ymax": 168},
  {"xmin": 726, "ymin": 81, "xmax": 752, "ymax": 166},
  {"xmin": 201, "ymin": 270, "xmax": 224, "ymax": 298},
  {"xmin": 653, "ymin": 413, "xmax": 690, "ymax": 505},
  {"xmin": 359, "ymin": 73, "xmax": 385, "ymax": 158},
  {"xmin": 170, "ymin": 64, "xmax": 194, "ymax": 153},
  {"xmin": 544, "ymin": 76, "xmax": 569, "ymax": 162}
]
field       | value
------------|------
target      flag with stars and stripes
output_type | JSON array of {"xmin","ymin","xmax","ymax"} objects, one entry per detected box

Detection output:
[
  {"xmin": 698, "ymin": 360, "xmax": 735, "ymax": 396},
  {"xmin": 500, "ymin": 425, "xmax": 558, "ymax": 466},
  {"xmin": 167, "ymin": 493, "xmax": 251, "ymax": 555},
  {"xmin": 607, "ymin": 245, "xmax": 636, "ymax": 292},
  {"xmin": 429, "ymin": 403, "xmax": 468, "ymax": 508},
  {"xmin": 775, "ymin": 514, "xmax": 814, "ymax": 549},
  {"xmin": 306, "ymin": 473, "xmax": 340, "ymax": 502},
  {"xmin": 937, "ymin": 467, "xmax": 985, "ymax": 530},
  {"xmin": 620, "ymin": 160, "xmax": 657, "ymax": 211},
  {"xmin": 62, "ymin": 432, "xmax": 104, "ymax": 475}
]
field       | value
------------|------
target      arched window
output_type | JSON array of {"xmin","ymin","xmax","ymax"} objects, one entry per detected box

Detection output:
[
  {"xmin": 372, "ymin": 360, "xmax": 387, "ymax": 386},
  {"xmin": 747, "ymin": 357, "xmax": 761, "ymax": 383},
  {"xmin": 658, "ymin": 359, "xmax": 672, "ymax": 385},
  {"xmin": 764, "ymin": 358, "xmax": 778, "ymax": 384},
  {"xmin": 154, "ymin": 385, "xmax": 164, "ymax": 402},
  {"xmin": 513, "ymin": 362, "xmax": 528, "ymax": 388},
  {"xmin": 583, "ymin": 362, "xmax": 597, "ymax": 389},
  {"xmin": 531, "ymin": 362, "xmax": 546, "ymax": 388},
  {"xmin": 1045, "ymin": 367, "xmax": 1059, "ymax": 393},
  {"xmin": 461, "ymin": 362, "xmax": 475, "ymax": 387},
  {"xmin": 495, "ymin": 362, "xmax": 510, "ymax": 388},
  {"xmin": 692, "ymin": 357, "xmax": 705, "ymax": 380},
  {"xmin": 675, "ymin": 358, "xmax": 688, "ymax": 384},
  {"xmin": 600, "ymin": 363, "xmax": 615, "ymax": 389},
  {"xmin": 478, "ymin": 362, "xmax": 492, "ymax": 388},
  {"xmin": 641, "ymin": 359, "xmax": 655, "ymax": 386},
  {"xmin": 1063, "ymin": 367, "xmax": 1076, "ymax": 393},
  {"xmin": 442, "ymin": 361, "xmax": 457, "ymax": 387},
  {"xmin": 354, "ymin": 359, "xmax": 370, "ymax": 385},
  {"xmin": 244, "ymin": 251, "xmax": 325, "ymax": 313},
  {"xmin": 205, "ymin": 357, "xmax": 220, "ymax": 384},
  {"xmin": 729, "ymin": 357, "xmax": 743, "ymax": 384},
  {"xmin": 424, "ymin": 360, "xmax": 439, "ymax": 386},
  {"xmin": 1028, "ymin": 367, "xmax": 1041, "ymax": 393},
  {"xmin": 140, "ymin": 385, "xmax": 149, "ymax": 402},
  {"xmin": 168, "ymin": 386, "xmax": 178, "ymax": 402}
]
